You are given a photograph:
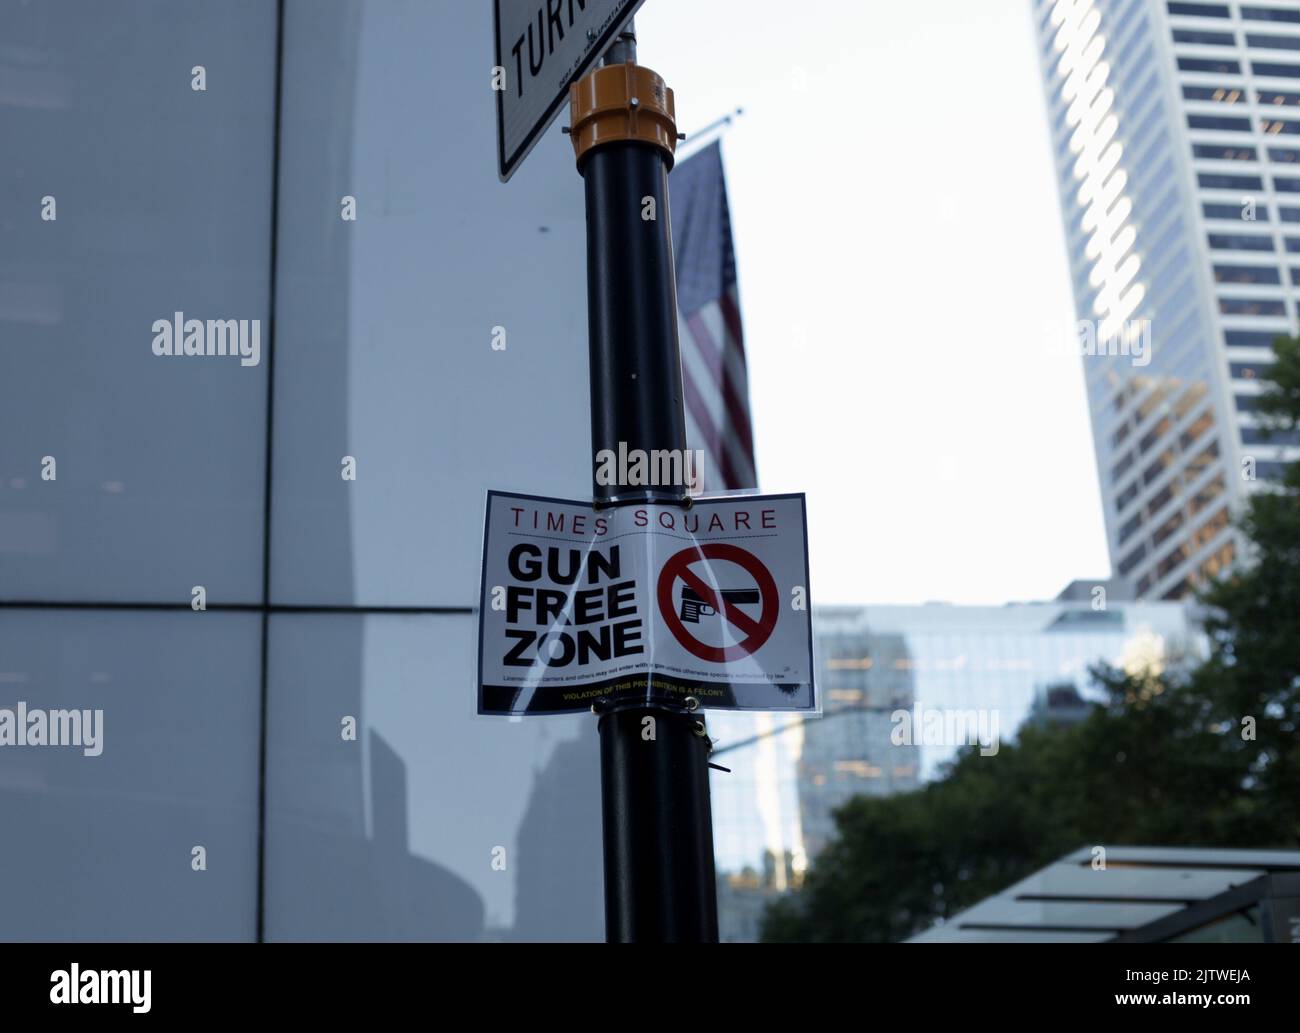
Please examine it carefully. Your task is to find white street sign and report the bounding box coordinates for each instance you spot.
[493,0,647,181]
[477,490,816,715]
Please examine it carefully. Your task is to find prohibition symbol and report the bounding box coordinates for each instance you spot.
[657,543,780,663]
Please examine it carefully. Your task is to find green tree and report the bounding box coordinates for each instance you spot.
[764,337,1300,943]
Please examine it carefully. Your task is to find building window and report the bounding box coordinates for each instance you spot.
[1247,34,1300,51]
[1199,540,1236,581]
[1188,113,1252,130]
[1207,233,1275,251]
[1219,296,1287,315]
[1251,61,1300,77]
[1155,542,1191,582]
[1184,84,1243,102]
[1212,263,1280,283]
[1230,361,1270,379]
[1147,483,1175,518]
[1180,57,1242,74]
[1111,451,1136,485]
[1241,6,1300,23]
[1261,118,1300,133]
[1119,512,1144,545]
[1142,448,1178,487]
[1153,510,1185,548]
[1186,439,1221,474]
[1140,417,1173,455]
[1168,2,1231,17]
[1174,28,1236,46]
[1268,147,1300,162]
[1198,172,1264,189]
[1257,88,1300,106]
[1118,543,1149,578]
[1242,424,1300,444]
[1188,475,1226,517]
[1226,329,1285,348]
[1193,143,1258,160]
[1179,409,1215,450]
[1204,202,1267,220]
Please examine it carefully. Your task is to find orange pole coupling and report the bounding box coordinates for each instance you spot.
[568,61,678,169]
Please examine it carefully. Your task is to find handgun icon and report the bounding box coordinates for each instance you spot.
[680,585,760,623]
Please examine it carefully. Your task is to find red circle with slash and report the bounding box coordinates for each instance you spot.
[657,543,779,663]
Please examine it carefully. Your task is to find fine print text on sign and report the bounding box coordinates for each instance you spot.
[493,0,646,181]
[477,490,815,715]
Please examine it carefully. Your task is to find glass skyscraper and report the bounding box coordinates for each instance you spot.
[1032,0,1300,599]
[708,586,1200,939]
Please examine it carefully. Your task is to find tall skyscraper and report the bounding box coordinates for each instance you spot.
[1033,0,1300,599]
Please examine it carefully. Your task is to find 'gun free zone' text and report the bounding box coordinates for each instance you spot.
[498,543,642,669]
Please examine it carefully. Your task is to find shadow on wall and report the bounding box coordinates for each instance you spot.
[271,729,485,941]
[511,732,604,942]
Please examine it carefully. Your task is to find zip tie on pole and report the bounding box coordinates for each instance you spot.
[568,60,677,170]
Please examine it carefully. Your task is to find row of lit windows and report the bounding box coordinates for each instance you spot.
[1193,143,1300,162]
[1117,404,1218,547]
[1107,397,1216,517]
[1125,469,1226,576]
[1184,84,1300,106]
[1112,380,1176,484]
[1179,57,1300,77]
[1110,386,1218,493]
[1166,513,1232,584]
[1119,465,1225,579]
[1187,113,1300,132]
[1144,539,1235,601]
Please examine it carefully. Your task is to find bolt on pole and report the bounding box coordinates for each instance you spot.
[568,18,720,943]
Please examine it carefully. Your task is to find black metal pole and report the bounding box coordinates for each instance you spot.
[577,24,720,944]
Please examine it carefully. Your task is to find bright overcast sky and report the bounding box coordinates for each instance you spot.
[638,0,1111,606]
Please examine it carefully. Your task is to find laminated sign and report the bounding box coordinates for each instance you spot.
[477,490,815,715]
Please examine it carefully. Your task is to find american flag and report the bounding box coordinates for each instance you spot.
[670,142,757,491]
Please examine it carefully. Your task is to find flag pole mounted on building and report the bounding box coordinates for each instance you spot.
[566,19,720,943]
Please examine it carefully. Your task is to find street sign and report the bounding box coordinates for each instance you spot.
[477,490,815,715]
[493,0,647,181]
